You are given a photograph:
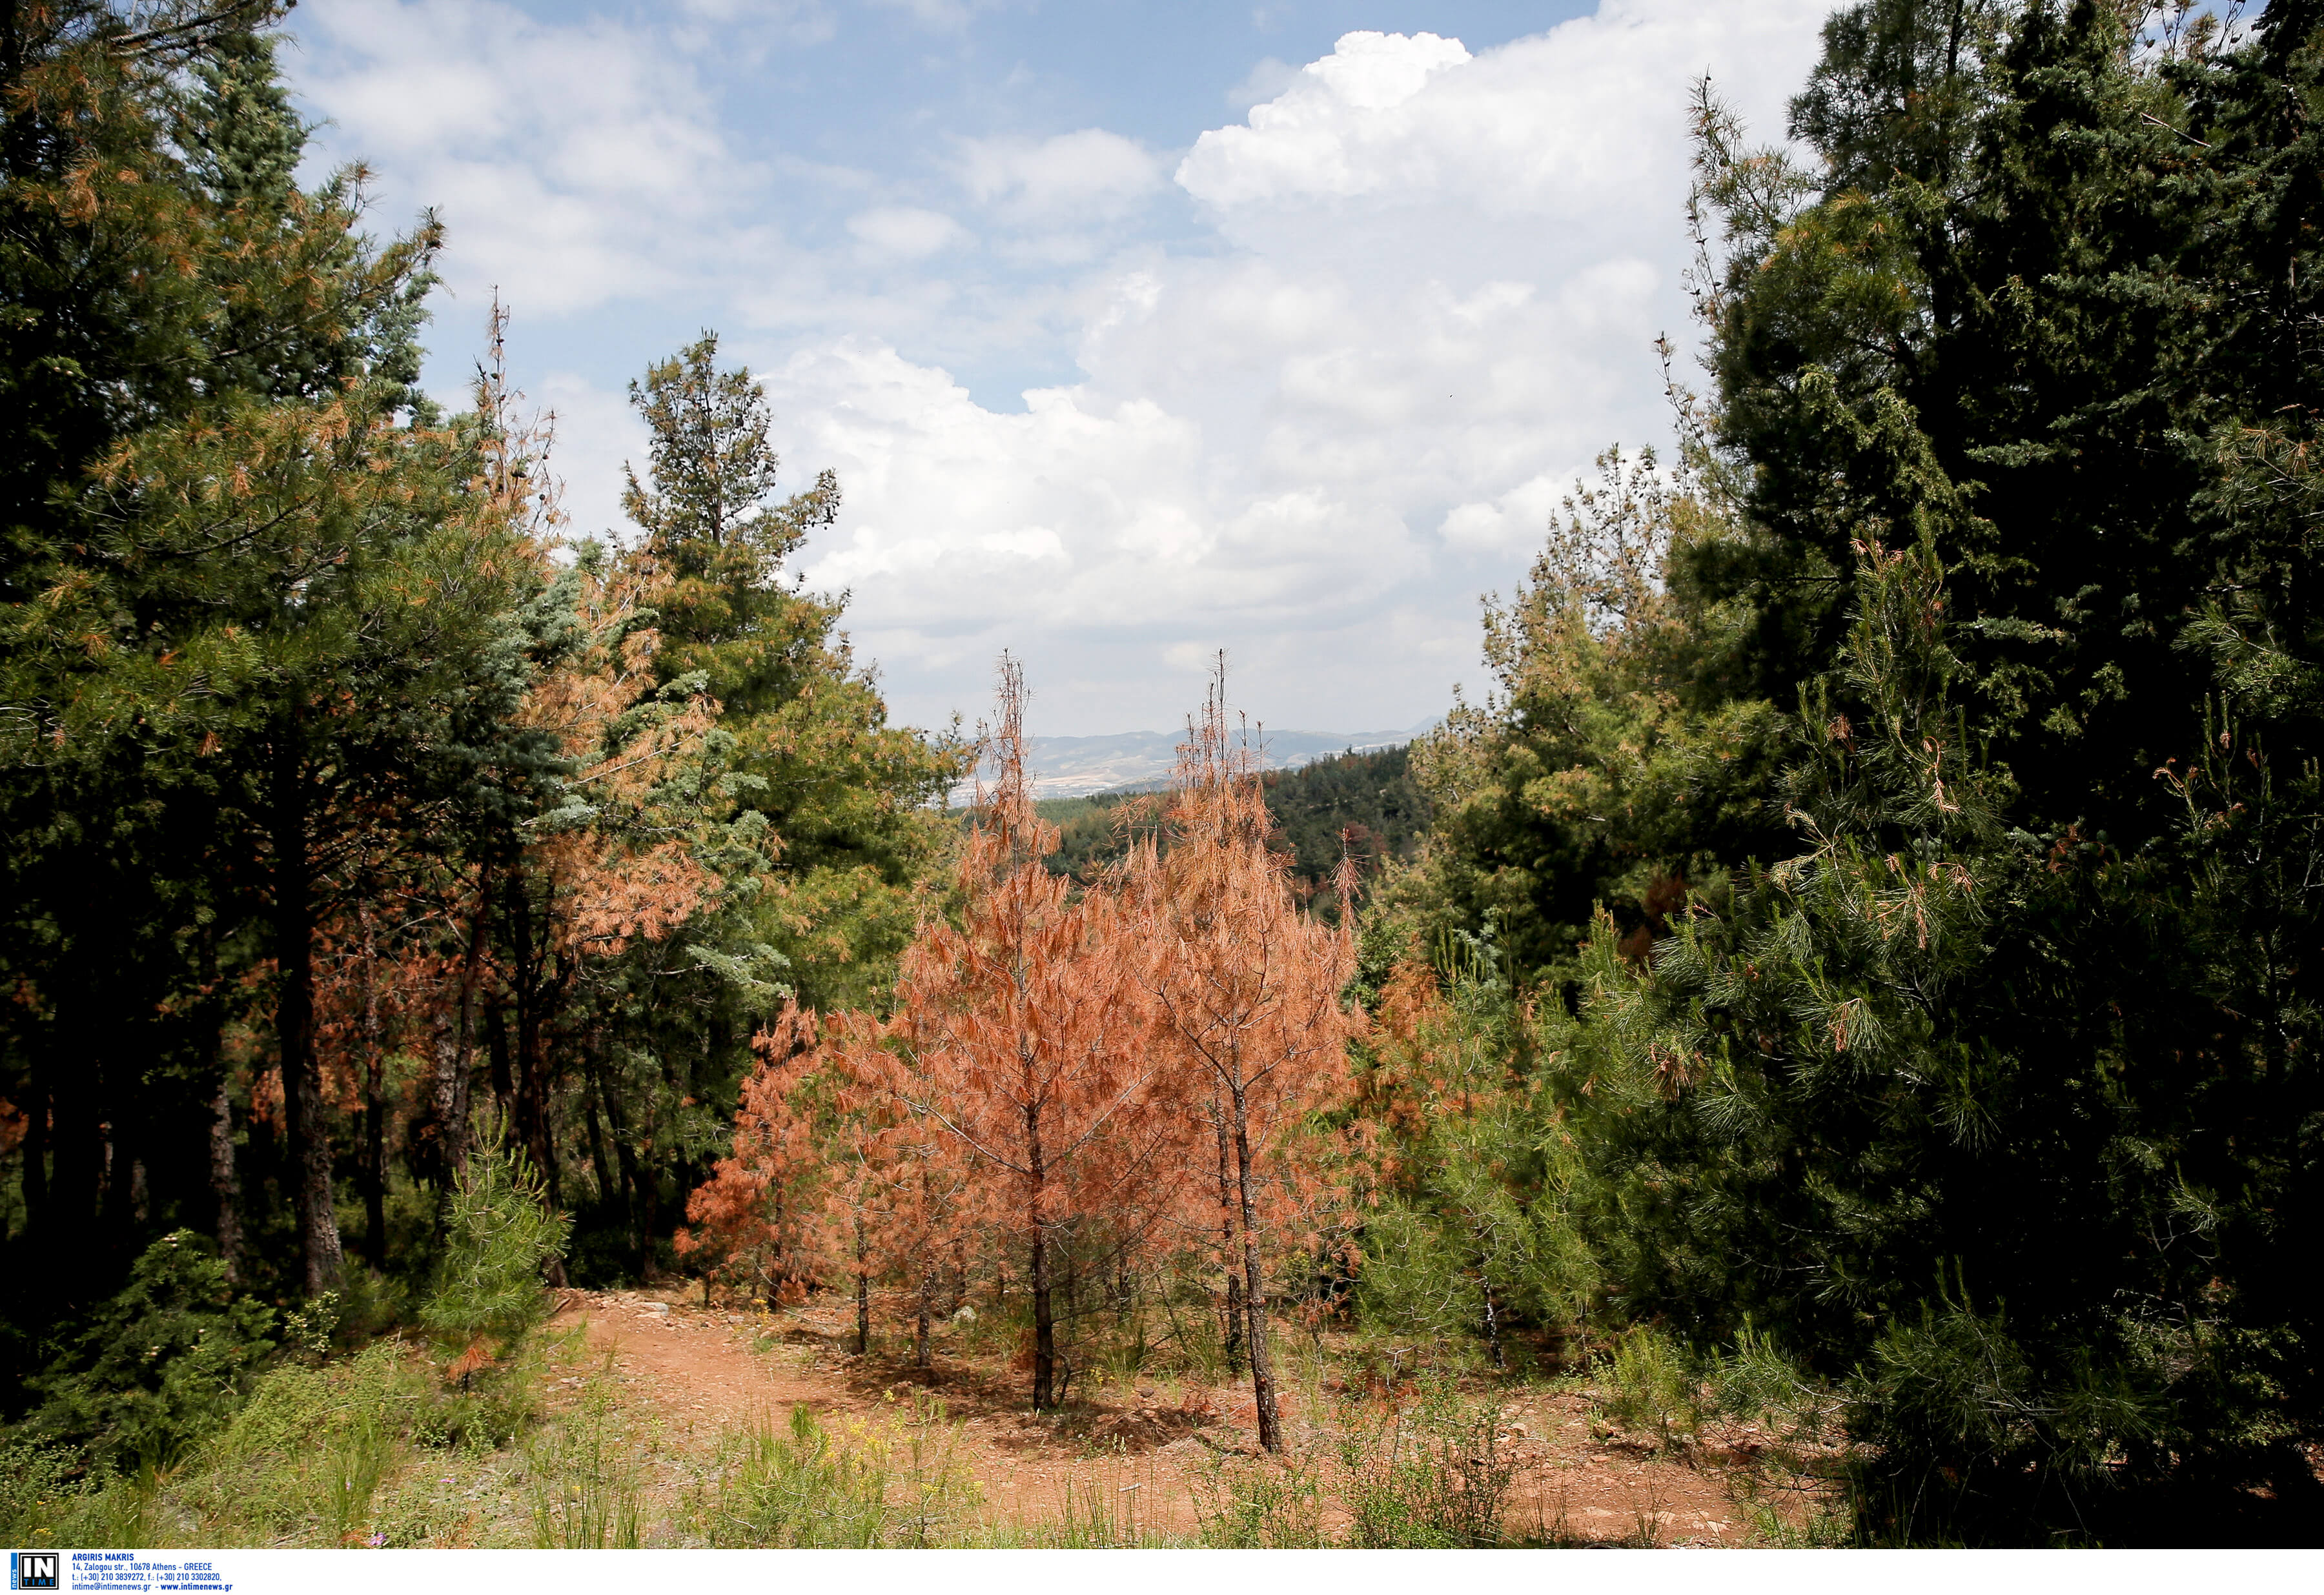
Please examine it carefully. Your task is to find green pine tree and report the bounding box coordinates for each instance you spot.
[623,332,964,1012]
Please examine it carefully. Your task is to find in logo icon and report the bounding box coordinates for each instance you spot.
[10,1552,58,1591]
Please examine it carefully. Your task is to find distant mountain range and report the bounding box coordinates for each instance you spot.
[958,721,1439,801]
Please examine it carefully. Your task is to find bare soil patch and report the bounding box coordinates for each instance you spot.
[547,1288,1829,1545]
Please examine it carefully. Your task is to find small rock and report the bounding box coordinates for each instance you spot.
[952,1305,977,1323]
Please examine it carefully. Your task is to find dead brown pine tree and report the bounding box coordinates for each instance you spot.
[675,1002,824,1307]
[1121,661,1361,1452]
[873,656,1178,1409]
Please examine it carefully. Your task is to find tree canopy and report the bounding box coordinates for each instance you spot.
[1390,0,2324,1540]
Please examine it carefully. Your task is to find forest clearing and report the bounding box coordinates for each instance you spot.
[9,1281,1839,1548]
[540,1288,1817,1547]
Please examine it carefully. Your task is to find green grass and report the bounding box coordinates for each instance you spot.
[696,1396,978,1548]
[3,1293,1811,1549]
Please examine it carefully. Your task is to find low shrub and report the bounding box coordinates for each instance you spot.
[1334,1377,1519,1547]
[1190,1449,1325,1548]
[0,1440,94,1545]
[421,1135,571,1370]
[1600,1326,1707,1452]
[25,1232,275,1469]
[181,1339,419,1545]
[705,1397,977,1548]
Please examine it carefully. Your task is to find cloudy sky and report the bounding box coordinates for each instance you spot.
[281,0,1832,737]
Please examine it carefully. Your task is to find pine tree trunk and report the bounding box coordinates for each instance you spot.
[272,733,343,1298]
[46,1062,99,1261]
[19,1066,45,1244]
[430,866,493,1195]
[944,1239,967,1317]
[1031,1224,1055,1409]
[582,1061,615,1206]
[915,1163,939,1368]
[208,1077,243,1286]
[854,1214,872,1355]
[1225,1273,1245,1376]
[916,1263,934,1369]
[1230,1086,1279,1452]
[196,924,241,1283]
[487,1006,514,1119]
[509,878,556,1202]
[543,968,579,1212]
[638,1123,662,1280]
[1028,1102,1055,1410]
[1481,1268,1506,1371]
[45,991,104,1277]
[518,1001,556,1207]
[599,1067,645,1269]
[1215,1107,1245,1376]
[103,1106,141,1244]
[429,1021,459,1183]
[357,898,385,1272]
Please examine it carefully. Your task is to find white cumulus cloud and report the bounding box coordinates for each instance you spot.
[1180,30,1474,205]
[748,3,1831,732]
[292,0,786,321]
[290,0,1833,735]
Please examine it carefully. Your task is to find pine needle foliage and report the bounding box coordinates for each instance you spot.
[420,1131,571,1363]
[1398,0,2324,1543]
[23,1231,274,1468]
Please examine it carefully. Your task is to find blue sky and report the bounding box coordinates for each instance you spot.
[283,1,1833,735]
[294,3,1605,405]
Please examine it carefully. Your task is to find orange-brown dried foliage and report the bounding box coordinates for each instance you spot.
[868,657,1180,1408]
[1120,660,1365,1451]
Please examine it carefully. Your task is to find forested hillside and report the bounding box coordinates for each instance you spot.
[3,0,2319,1551]
[1034,743,1429,911]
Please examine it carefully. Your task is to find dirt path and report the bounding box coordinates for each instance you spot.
[549,1288,1797,1545]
